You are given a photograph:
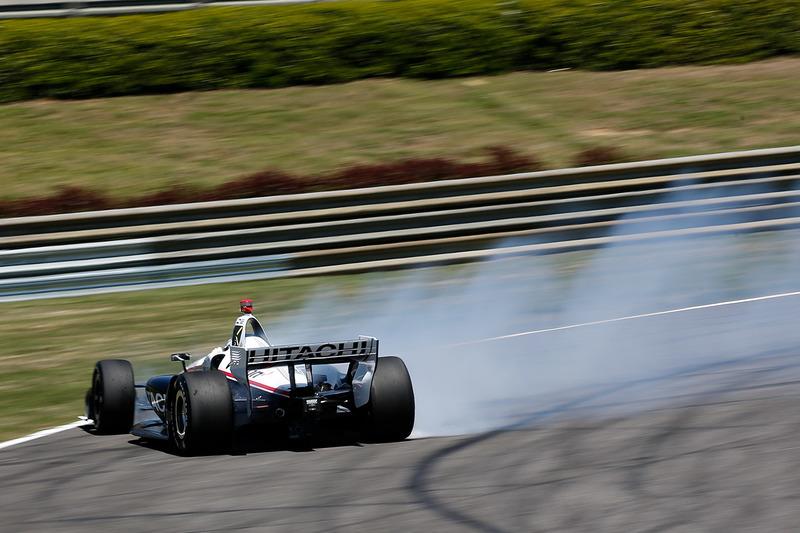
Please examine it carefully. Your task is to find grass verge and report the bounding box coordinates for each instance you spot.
[1,58,799,203]
[0,276,325,443]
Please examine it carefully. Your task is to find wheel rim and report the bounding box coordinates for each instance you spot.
[93,372,103,424]
[174,390,187,439]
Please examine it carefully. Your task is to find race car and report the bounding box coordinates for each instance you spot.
[85,299,415,454]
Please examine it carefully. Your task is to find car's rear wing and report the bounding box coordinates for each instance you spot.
[233,336,378,367]
[229,335,379,413]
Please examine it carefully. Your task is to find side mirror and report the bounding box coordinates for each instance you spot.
[171,353,191,371]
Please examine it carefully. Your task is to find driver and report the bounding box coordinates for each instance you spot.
[186,299,269,372]
[185,299,343,391]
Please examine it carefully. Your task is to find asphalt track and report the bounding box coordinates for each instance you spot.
[2,335,800,532]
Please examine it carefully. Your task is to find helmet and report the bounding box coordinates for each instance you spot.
[240,299,253,314]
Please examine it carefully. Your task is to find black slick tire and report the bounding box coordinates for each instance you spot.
[361,356,415,443]
[168,371,233,455]
[90,359,135,434]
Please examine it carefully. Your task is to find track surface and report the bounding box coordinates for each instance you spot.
[3,343,800,532]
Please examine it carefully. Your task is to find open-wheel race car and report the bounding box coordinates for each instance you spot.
[85,299,415,454]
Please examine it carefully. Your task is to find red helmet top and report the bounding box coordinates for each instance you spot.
[240,299,253,314]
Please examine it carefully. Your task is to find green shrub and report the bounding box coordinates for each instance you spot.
[0,0,798,103]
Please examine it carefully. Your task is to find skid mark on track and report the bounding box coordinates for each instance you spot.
[407,348,800,532]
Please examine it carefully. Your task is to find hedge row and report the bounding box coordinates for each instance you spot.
[0,0,798,103]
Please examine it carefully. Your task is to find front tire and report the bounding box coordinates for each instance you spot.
[168,371,233,455]
[90,359,135,434]
[361,356,415,442]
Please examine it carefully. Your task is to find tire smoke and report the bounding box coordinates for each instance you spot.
[267,181,800,438]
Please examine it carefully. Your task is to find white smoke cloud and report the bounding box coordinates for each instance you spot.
[265,179,800,438]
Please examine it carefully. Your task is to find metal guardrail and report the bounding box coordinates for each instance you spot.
[0,0,356,19]
[2,146,800,301]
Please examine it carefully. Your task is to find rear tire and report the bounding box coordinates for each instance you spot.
[361,356,415,442]
[90,359,135,434]
[168,371,233,455]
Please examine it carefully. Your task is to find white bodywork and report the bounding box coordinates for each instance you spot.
[187,334,347,398]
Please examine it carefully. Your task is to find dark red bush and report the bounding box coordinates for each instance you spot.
[206,170,309,201]
[571,146,631,167]
[1,146,548,218]
[319,146,545,190]
[0,185,112,218]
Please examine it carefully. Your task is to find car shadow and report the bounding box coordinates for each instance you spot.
[124,425,365,457]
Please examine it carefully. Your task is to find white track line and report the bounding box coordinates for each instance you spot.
[449,290,800,347]
[0,420,91,450]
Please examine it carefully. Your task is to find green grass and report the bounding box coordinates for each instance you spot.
[0,267,466,442]
[1,58,800,202]
[0,265,480,442]
[0,276,328,442]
